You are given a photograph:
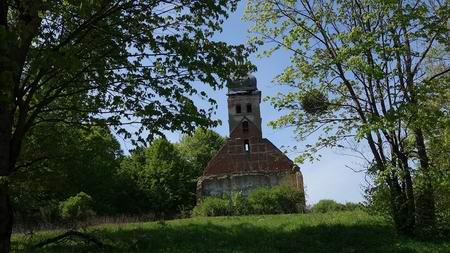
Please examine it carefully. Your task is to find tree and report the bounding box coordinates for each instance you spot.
[245,0,449,235]
[9,123,123,227]
[422,48,450,231]
[177,128,225,176]
[120,138,195,216]
[116,129,224,215]
[0,1,253,251]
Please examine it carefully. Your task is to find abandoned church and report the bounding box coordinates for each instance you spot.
[197,74,305,200]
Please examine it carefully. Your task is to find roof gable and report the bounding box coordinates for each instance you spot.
[229,116,262,139]
[202,136,296,176]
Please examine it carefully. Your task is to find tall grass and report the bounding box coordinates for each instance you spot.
[12,211,450,253]
[13,214,158,234]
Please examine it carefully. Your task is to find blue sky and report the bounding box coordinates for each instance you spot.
[176,2,368,204]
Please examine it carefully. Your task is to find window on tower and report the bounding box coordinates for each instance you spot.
[242,121,249,133]
[236,104,241,114]
[246,103,252,113]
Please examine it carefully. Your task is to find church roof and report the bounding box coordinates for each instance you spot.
[202,117,297,176]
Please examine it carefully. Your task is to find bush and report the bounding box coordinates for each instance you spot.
[192,196,231,217]
[231,192,249,215]
[59,192,95,222]
[363,184,391,217]
[435,183,450,232]
[277,186,306,213]
[343,202,364,212]
[193,186,305,217]
[248,186,305,215]
[248,188,279,214]
[311,199,362,213]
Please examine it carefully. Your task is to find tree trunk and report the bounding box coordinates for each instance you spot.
[0,184,13,253]
[415,187,435,234]
[414,129,436,233]
[387,175,415,236]
[0,57,14,253]
[399,156,416,231]
[0,2,42,252]
[0,102,13,253]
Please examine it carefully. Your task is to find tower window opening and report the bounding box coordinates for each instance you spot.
[244,139,250,152]
[236,104,241,114]
[246,103,252,113]
[242,121,249,133]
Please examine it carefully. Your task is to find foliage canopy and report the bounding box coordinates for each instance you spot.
[245,0,449,234]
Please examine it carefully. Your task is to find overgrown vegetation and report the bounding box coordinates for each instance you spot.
[58,192,95,225]
[193,186,305,217]
[311,200,363,213]
[12,212,450,253]
[10,128,224,229]
[248,186,305,214]
[192,197,232,217]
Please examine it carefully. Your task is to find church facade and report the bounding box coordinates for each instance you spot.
[197,74,305,200]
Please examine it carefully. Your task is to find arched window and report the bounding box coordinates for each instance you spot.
[236,104,241,114]
[244,139,250,152]
[242,121,249,133]
[246,103,252,113]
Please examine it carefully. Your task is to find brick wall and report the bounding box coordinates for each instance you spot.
[203,118,296,176]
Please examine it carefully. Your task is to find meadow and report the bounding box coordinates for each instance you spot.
[12,211,450,253]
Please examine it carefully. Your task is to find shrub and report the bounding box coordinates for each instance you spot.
[343,202,364,212]
[363,184,391,217]
[192,196,231,217]
[193,186,305,217]
[277,186,306,213]
[59,192,95,222]
[312,199,345,213]
[248,187,280,214]
[435,183,450,232]
[248,186,305,215]
[231,192,249,215]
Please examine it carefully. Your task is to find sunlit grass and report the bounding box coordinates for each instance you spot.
[12,211,450,253]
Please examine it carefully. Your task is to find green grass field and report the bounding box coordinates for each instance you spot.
[12,211,450,253]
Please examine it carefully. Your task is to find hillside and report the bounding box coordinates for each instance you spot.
[12,211,450,253]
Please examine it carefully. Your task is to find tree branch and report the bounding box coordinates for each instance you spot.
[0,0,7,27]
[426,68,450,82]
[33,230,109,249]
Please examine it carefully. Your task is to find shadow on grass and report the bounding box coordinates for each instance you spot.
[14,221,442,253]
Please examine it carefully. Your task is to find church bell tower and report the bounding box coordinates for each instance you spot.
[227,74,262,134]
[197,73,304,204]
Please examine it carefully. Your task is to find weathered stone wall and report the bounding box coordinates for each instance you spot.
[197,170,304,198]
